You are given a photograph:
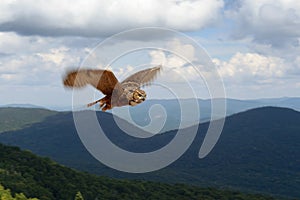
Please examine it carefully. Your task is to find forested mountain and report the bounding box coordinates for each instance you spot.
[0,107,299,198]
[0,108,57,133]
[0,144,275,200]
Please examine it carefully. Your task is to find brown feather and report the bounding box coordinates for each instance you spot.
[121,65,161,87]
[63,69,122,95]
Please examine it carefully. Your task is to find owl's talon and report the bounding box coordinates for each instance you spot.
[87,99,102,107]
[87,101,97,107]
[101,104,111,111]
[99,103,105,109]
[101,106,107,111]
[99,100,105,108]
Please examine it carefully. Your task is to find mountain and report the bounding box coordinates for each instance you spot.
[0,107,57,133]
[86,97,300,132]
[0,144,275,200]
[0,103,44,109]
[0,107,299,198]
[3,97,300,133]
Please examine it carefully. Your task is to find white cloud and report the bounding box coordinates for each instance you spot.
[149,41,195,69]
[0,34,83,86]
[37,47,73,66]
[0,0,224,37]
[210,51,300,99]
[148,39,202,83]
[227,0,300,47]
[213,52,291,84]
[147,46,300,99]
[0,73,19,81]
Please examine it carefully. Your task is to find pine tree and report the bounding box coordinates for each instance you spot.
[74,191,84,200]
[0,184,38,200]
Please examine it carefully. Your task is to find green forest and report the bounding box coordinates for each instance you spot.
[0,108,56,133]
[0,183,38,200]
[0,143,276,200]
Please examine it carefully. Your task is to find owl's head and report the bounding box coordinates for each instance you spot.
[129,89,146,106]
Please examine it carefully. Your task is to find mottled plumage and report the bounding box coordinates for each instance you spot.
[63,65,161,111]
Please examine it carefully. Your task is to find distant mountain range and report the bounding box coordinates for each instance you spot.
[113,97,300,132]
[0,103,45,109]
[2,97,300,132]
[0,106,299,198]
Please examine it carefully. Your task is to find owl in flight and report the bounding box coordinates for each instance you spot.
[63,65,161,111]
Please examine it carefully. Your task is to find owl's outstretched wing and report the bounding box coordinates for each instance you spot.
[63,69,122,95]
[121,65,161,86]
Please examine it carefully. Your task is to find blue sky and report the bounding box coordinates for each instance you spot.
[0,0,299,107]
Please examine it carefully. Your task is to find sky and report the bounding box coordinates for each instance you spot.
[0,0,300,107]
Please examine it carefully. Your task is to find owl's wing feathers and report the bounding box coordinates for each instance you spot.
[63,69,122,95]
[121,65,161,87]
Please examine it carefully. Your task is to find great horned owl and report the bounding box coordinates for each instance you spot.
[63,65,161,111]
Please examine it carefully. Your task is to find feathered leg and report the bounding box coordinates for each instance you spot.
[87,95,112,111]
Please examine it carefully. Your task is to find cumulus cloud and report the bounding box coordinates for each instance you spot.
[37,47,71,65]
[226,0,300,47]
[150,39,196,67]
[148,39,203,83]
[0,33,83,86]
[211,51,300,98]
[100,38,209,99]
[0,51,78,86]
[213,52,292,84]
[151,51,201,82]
[0,0,224,37]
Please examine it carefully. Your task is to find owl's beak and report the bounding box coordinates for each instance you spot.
[136,98,144,103]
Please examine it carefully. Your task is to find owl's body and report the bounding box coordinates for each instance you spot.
[63,66,161,111]
[91,81,146,110]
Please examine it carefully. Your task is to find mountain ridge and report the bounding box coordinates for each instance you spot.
[0,107,57,133]
[2,97,300,133]
[0,106,299,198]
